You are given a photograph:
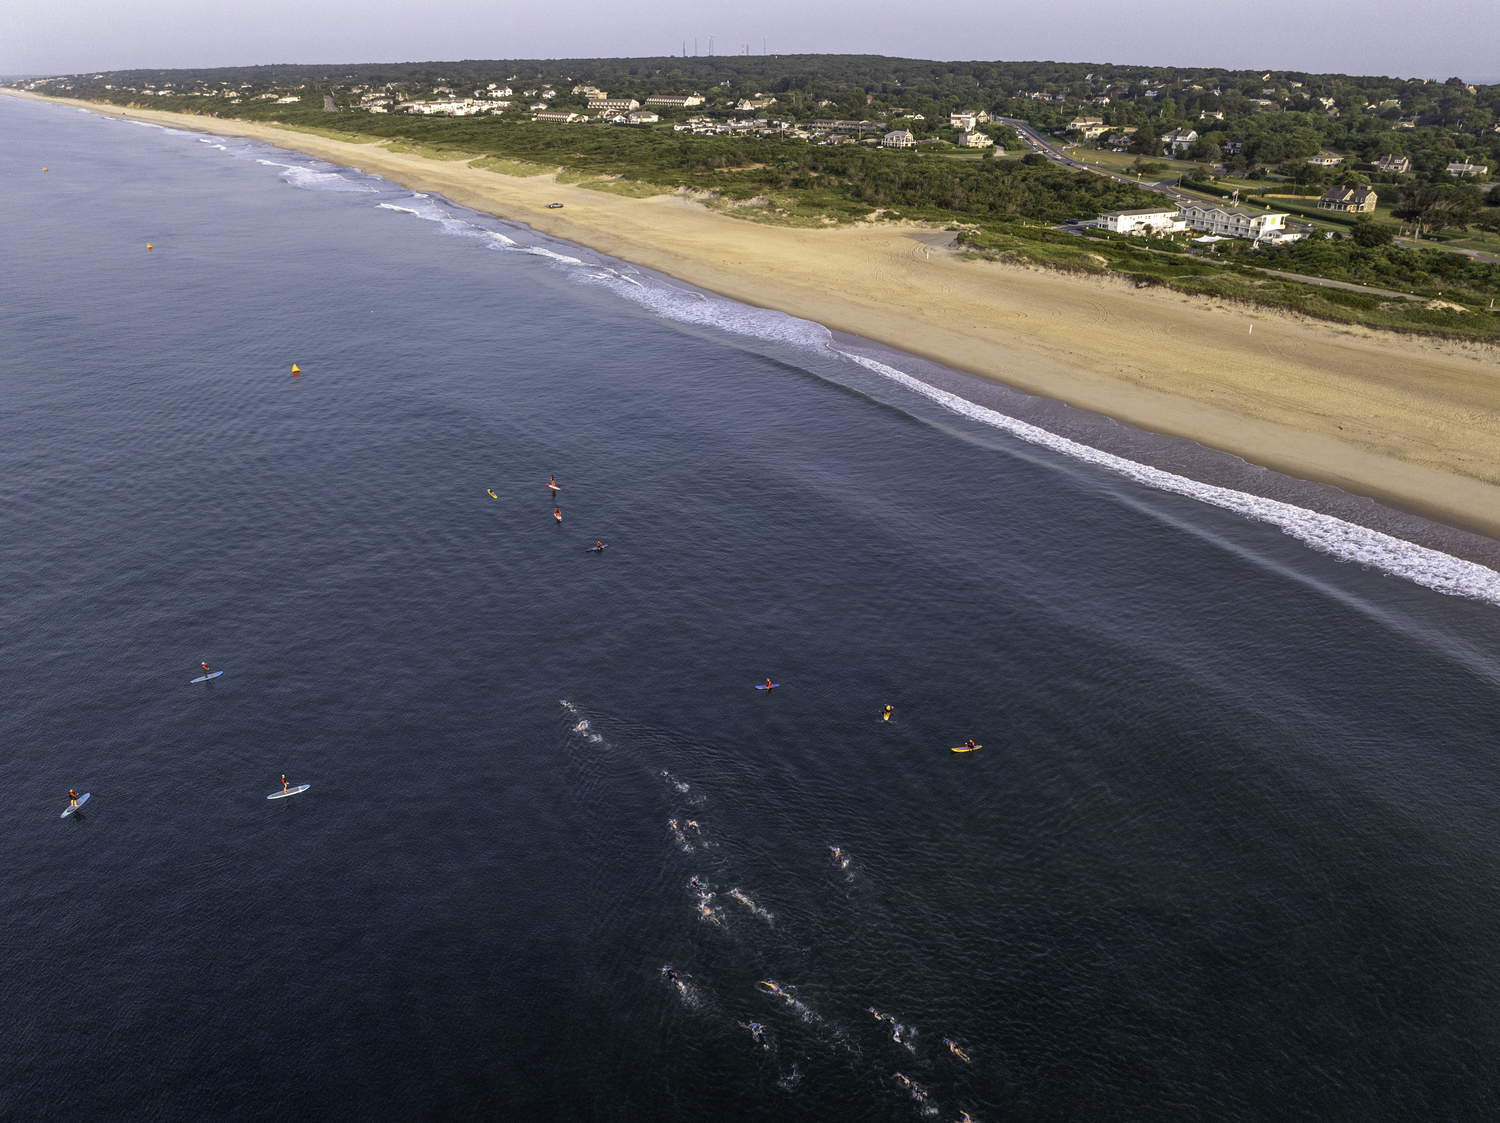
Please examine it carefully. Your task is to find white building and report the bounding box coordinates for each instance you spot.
[1161,127,1198,154]
[1447,162,1490,176]
[533,110,580,123]
[588,97,640,112]
[881,129,916,149]
[949,109,990,129]
[626,110,659,124]
[1177,203,1293,241]
[645,94,705,108]
[1307,153,1343,167]
[1375,154,1411,173]
[1095,207,1187,236]
[957,129,995,149]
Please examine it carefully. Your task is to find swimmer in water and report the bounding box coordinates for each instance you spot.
[895,1074,911,1089]
[686,820,699,832]
[748,1022,767,1048]
[945,1038,971,1063]
[959,1114,973,1123]
[757,980,785,996]
[688,876,702,890]
[662,967,678,982]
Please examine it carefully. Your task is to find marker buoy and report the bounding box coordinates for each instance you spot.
[146,243,153,251]
[43,168,48,172]
[291,363,301,378]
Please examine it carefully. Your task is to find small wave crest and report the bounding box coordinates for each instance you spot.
[256,159,377,193]
[830,349,1500,606]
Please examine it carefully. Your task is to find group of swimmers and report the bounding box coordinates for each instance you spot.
[543,475,607,551]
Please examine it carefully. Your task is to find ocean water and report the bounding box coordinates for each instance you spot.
[5,95,1500,1121]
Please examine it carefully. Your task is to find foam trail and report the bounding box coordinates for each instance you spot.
[827,349,1500,606]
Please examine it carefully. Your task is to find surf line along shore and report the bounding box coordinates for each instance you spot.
[13,89,1500,539]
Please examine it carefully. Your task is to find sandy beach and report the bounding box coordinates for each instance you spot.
[13,90,1500,536]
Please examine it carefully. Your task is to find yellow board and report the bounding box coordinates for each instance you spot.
[949,745,982,753]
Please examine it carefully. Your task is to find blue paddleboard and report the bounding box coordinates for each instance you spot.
[61,793,90,818]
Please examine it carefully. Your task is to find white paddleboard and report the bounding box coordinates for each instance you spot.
[268,785,310,800]
[61,793,90,818]
[190,671,224,683]
[547,484,561,490]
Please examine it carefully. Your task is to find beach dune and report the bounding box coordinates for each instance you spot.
[12,91,1500,537]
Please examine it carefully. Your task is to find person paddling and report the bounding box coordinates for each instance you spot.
[280,774,290,794]
[548,475,559,494]
[592,540,605,552]
[553,507,562,523]
[201,661,211,677]
[68,789,80,810]
[764,678,774,691]
[882,705,894,721]
[964,739,977,751]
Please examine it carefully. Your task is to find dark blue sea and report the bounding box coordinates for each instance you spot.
[6,94,1500,1122]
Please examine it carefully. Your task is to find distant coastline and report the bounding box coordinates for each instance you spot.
[11,87,1500,541]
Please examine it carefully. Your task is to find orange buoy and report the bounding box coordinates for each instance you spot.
[146,243,153,251]
[43,167,48,172]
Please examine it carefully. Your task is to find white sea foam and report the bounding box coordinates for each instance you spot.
[827,349,1500,605]
[257,159,377,193]
[365,186,1500,605]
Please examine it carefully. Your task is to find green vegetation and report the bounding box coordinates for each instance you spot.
[13,54,1500,339]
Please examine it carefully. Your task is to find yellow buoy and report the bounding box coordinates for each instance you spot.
[43,167,48,172]
[291,364,301,378]
[146,243,153,251]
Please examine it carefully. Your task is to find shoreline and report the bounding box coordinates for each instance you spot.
[13,89,1500,540]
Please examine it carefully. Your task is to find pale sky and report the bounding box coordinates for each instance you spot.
[3,0,1497,82]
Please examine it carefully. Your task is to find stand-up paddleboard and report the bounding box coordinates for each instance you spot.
[755,683,780,690]
[268,784,310,799]
[191,671,224,684]
[61,793,90,817]
[950,744,982,753]
[587,544,607,552]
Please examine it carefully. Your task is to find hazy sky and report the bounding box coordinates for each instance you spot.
[4,0,1497,81]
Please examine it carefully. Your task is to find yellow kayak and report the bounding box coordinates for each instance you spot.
[486,489,498,499]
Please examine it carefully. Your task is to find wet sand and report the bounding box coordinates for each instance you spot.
[13,90,1500,536]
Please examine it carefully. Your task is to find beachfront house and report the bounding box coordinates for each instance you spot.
[645,94,705,108]
[1375,154,1411,173]
[1161,128,1198,155]
[957,129,995,149]
[881,129,916,148]
[1094,207,1186,236]
[1318,185,1377,213]
[1178,203,1291,242]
